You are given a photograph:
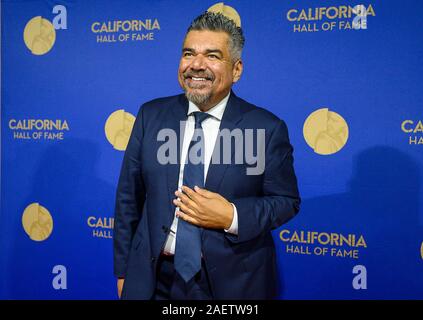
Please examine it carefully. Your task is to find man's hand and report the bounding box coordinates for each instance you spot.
[117,278,125,299]
[173,186,234,229]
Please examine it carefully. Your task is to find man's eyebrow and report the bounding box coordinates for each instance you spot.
[205,49,223,55]
[182,48,223,55]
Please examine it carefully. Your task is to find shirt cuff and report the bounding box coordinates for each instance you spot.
[224,203,238,235]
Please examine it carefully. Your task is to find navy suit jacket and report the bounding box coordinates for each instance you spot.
[113,92,300,299]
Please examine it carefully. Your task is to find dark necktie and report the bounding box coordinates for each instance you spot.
[174,111,211,282]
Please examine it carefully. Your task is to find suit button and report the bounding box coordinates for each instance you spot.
[151,257,156,263]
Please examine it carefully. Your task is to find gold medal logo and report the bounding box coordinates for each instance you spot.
[208,2,241,27]
[105,109,136,151]
[303,108,349,155]
[23,16,56,55]
[22,203,53,241]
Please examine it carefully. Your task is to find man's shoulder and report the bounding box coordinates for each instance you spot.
[235,95,286,129]
[141,94,184,109]
[142,94,184,107]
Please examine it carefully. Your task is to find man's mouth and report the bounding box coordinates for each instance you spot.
[190,77,209,81]
[184,74,213,89]
[185,76,213,82]
[184,72,214,82]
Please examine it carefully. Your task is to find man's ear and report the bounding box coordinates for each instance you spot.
[232,59,243,83]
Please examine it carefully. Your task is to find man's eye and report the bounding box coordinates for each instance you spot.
[208,54,218,59]
[183,52,193,57]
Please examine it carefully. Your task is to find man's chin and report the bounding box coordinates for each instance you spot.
[184,90,212,106]
[185,86,210,95]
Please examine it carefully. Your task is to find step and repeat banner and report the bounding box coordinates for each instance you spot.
[1,0,422,299]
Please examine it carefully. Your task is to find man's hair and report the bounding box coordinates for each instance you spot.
[186,11,245,62]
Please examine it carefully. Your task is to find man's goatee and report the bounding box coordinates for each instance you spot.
[185,91,212,106]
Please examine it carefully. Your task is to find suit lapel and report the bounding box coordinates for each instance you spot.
[205,92,245,192]
[165,95,188,219]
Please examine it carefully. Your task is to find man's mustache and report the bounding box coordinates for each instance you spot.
[183,71,214,81]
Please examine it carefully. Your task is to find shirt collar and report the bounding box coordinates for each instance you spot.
[187,92,230,121]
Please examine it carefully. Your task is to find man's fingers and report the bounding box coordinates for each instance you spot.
[175,190,198,210]
[194,186,214,198]
[176,208,201,226]
[181,185,201,201]
[173,199,198,218]
[117,279,125,299]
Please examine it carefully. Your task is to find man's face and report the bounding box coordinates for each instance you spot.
[178,30,242,110]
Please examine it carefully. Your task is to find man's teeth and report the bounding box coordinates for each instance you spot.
[191,77,207,81]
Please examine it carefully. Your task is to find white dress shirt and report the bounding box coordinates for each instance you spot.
[162,92,239,255]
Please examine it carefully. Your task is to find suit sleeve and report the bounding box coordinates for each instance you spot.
[226,120,300,244]
[113,106,146,278]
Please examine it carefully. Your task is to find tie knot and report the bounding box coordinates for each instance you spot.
[191,111,211,127]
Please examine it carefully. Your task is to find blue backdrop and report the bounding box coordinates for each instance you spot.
[1,0,422,299]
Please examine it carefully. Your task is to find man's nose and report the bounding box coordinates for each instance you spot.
[190,54,207,70]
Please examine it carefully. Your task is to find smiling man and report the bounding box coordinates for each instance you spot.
[113,11,300,300]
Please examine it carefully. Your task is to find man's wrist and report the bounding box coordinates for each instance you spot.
[224,203,238,235]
